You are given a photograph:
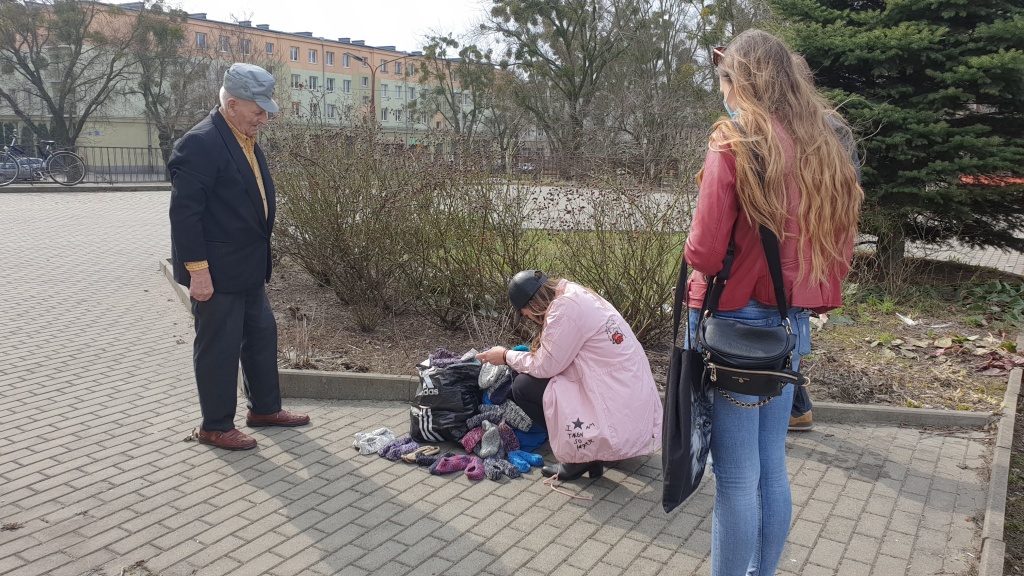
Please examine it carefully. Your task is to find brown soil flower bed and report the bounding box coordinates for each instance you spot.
[268,258,1019,414]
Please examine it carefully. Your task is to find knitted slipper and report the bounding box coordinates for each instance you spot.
[431,454,472,475]
[498,422,520,453]
[377,434,415,458]
[419,449,452,468]
[352,428,396,455]
[460,426,484,453]
[464,456,485,481]
[484,457,522,481]
[478,421,500,458]
[401,445,439,463]
[384,439,420,461]
[507,450,544,472]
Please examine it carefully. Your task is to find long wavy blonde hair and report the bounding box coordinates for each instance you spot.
[699,29,863,283]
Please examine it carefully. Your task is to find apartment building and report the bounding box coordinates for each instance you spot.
[0,2,451,149]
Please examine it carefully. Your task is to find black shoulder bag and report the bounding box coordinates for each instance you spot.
[695,227,807,406]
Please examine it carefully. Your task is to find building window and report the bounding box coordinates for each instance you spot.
[361,57,368,67]
[326,78,335,92]
[361,77,368,87]
[363,95,369,105]
[326,51,334,66]
[343,53,350,67]
[196,32,207,48]
[308,76,318,90]
[240,39,250,55]
[381,61,388,73]
[291,74,301,88]
[395,85,402,99]
[382,108,389,121]
[265,42,274,55]
[327,104,336,118]
[219,36,229,52]
[291,102,301,115]
[407,87,415,100]
[395,109,402,122]
[309,49,317,64]
[310,102,320,116]
[342,79,351,93]
[407,63,415,76]
[381,83,388,99]
[436,120,441,129]
[290,46,299,61]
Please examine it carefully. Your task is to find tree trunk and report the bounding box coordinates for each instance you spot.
[875,227,907,280]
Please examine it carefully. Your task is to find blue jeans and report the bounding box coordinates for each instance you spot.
[688,301,810,576]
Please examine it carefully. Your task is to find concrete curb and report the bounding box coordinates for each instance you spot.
[978,344,1022,576]
[1,182,169,193]
[160,258,1006,426]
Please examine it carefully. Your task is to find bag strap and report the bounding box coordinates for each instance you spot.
[670,254,688,347]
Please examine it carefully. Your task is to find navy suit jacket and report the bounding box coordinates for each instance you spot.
[168,107,276,293]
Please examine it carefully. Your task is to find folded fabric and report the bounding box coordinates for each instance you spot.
[464,456,485,481]
[352,427,395,455]
[488,379,513,405]
[478,363,511,390]
[460,426,484,453]
[467,412,503,430]
[502,401,533,432]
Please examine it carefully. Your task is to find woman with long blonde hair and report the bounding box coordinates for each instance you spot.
[684,29,863,575]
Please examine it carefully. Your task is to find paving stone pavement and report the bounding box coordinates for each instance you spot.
[0,191,1003,576]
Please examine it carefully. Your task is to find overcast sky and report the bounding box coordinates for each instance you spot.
[171,0,489,54]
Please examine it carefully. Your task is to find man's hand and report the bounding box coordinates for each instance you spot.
[189,268,214,301]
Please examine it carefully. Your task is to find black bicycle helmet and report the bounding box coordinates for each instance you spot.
[508,270,548,309]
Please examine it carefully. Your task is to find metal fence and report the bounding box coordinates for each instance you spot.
[76,146,170,183]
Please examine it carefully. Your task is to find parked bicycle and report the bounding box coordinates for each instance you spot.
[0,136,87,187]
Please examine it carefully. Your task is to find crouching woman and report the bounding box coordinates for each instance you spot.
[476,270,663,481]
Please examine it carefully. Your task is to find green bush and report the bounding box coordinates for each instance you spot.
[265,119,700,347]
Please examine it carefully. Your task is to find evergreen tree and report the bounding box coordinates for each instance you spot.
[770,0,1024,272]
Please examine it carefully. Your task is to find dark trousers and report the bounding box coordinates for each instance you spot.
[511,373,551,430]
[191,285,281,431]
[792,384,813,418]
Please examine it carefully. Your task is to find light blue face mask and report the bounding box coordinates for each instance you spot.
[724,97,739,119]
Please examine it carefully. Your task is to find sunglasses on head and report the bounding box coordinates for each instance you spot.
[712,46,726,67]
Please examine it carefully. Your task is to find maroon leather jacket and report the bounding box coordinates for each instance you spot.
[685,124,853,313]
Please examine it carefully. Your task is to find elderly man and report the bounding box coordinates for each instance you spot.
[169,63,309,450]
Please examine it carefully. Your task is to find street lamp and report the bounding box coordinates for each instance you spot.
[345,52,412,127]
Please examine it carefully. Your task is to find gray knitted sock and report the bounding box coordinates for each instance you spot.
[478,420,500,458]
[502,401,533,432]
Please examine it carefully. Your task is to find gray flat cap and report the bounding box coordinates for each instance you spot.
[223,63,279,113]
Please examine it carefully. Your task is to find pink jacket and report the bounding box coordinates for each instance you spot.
[506,280,663,463]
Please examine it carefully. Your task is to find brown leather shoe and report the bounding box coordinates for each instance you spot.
[246,409,310,428]
[198,428,257,450]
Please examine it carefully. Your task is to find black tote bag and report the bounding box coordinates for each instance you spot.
[662,259,715,513]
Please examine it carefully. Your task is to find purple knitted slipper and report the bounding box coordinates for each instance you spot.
[464,456,485,481]
[430,454,471,475]
[498,422,520,453]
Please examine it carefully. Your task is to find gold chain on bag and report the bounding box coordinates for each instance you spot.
[719,389,774,408]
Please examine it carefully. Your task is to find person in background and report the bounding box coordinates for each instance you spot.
[684,30,863,574]
[476,270,663,481]
[169,63,309,451]
[786,53,863,432]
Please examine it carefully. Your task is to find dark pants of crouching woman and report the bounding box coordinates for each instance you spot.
[511,373,550,430]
